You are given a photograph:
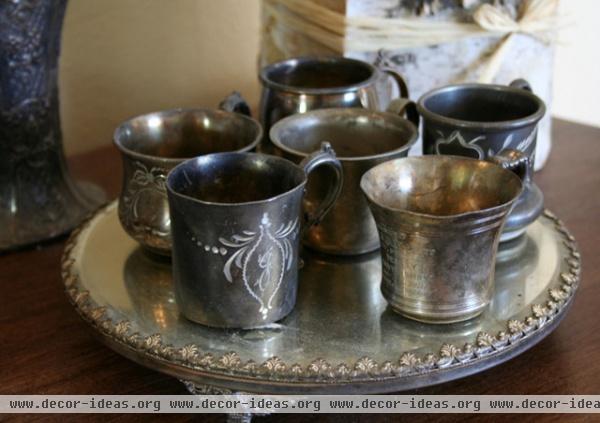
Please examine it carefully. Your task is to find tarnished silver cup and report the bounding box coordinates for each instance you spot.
[361,150,527,323]
[270,108,418,255]
[166,145,343,328]
[417,80,546,242]
[114,106,261,256]
[259,56,414,152]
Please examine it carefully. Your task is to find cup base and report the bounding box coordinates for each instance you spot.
[499,227,527,243]
[179,300,296,330]
[388,305,486,325]
[382,284,489,324]
[496,232,529,262]
[303,240,380,256]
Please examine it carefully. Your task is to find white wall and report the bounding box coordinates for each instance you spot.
[553,0,600,127]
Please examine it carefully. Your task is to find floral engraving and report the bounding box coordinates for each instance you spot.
[262,357,286,373]
[487,133,514,157]
[121,161,168,236]
[516,128,537,152]
[435,130,485,159]
[0,0,106,248]
[435,127,538,159]
[217,213,299,316]
[219,352,241,368]
[179,344,199,361]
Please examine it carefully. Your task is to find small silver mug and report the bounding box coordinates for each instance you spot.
[114,101,262,256]
[361,150,528,323]
[270,108,418,255]
[259,56,415,151]
[166,144,343,328]
[417,80,546,242]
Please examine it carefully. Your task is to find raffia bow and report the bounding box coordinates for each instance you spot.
[474,0,559,39]
[263,0,562,82]
[473,0,560,81]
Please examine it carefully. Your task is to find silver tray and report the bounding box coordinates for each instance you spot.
[62,201,581,394]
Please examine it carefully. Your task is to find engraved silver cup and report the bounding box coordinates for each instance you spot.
[166,145,343,328]
[114,105,261,256]
[417,79,546,242]
[361,150,527,323]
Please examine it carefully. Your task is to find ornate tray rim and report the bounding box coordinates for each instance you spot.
[61,202,581,393]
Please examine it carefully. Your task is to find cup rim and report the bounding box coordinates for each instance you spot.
[269,108,419,162]
[259,56,378,95]
[360,155,524,220]
[416,83,546,130]
[166,152,307,207]
[113,108,262,163]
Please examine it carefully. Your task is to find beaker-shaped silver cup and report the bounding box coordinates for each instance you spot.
[361,151,527,323]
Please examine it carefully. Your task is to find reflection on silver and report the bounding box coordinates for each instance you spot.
[63,203,580,393]
[123,248,176,329]
[491,236,540,319]
[123,245,302,359]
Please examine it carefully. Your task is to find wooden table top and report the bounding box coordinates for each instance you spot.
[1,119,599,422]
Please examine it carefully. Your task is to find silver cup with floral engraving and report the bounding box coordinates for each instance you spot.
[361,151,528,324]
[166,145,342,328]
[114,103,261,256]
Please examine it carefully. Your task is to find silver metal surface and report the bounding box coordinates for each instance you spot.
[165,147,342,328]
[361,154,524,323]
[417,80,546,242]
[259,56,410,152]
[113,107,262,256]
[270,108,417,255]
[0,0,106,251]
[62,202,580,394]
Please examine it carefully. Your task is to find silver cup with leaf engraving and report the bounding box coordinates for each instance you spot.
[166,144,343,328]
[361,150,528,323]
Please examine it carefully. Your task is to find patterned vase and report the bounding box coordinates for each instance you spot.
[0,0,105,251]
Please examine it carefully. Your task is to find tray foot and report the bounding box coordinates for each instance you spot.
[181,379,234,395]
[226,414,255,423]
[180,379,270,422]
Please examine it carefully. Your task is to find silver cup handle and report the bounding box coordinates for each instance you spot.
[380,68,420,128]
[218,91,252,117]
[509,78,533,92]
[386,97,420,128]
[299,142,344,230]
[381,68,410,98]
[488,148,532,183]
